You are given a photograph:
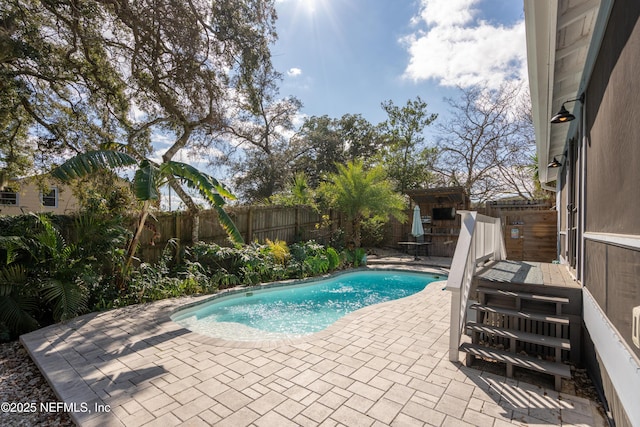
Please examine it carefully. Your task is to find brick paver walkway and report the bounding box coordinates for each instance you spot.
[21,266,605,426]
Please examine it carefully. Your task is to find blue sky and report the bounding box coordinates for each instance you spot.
[158,0,529,208]
[271,0,527,128]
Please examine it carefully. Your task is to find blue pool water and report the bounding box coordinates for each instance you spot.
[171,270,443,341]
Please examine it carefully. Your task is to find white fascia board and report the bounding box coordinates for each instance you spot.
[583,288,640,425]
[524,0,558,186]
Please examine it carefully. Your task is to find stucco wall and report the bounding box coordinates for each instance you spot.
[0,181,80,216]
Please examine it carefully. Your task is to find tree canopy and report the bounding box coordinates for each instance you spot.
[292,114,382,187]
[378,97,438,194]
[435,83,536,205]
[212,62,302,202]
[1,0,277,210]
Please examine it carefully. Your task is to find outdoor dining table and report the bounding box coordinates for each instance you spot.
[397,241,431,259]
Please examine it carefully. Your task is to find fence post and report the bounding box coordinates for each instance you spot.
[247,206,253,242]
[175,211,182,264]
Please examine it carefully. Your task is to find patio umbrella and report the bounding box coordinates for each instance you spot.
[411,205,424,260]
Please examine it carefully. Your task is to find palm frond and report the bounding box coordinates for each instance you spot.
[0,236,28,265]
[41,279,88,322]
[0,265,28,296]
[0,265,38,334]
[213,205,245,245]
[51,150,137,182]
[133,160,161,201]
[0,292,39,334]
[161,161,236,201]
[161,161,244,244]
[26,214,68,262]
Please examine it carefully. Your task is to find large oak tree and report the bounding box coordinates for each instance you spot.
[1,0,278,236]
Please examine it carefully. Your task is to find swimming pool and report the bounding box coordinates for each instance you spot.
[171,270,443,341]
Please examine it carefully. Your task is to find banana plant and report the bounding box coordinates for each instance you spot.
[51,150,244,286]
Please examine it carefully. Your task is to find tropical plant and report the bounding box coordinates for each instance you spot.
[528,153,555,199]
[28,214,91,322]
[0,263,39,335]
[360,216,387,247]
[265,239,290,265]
[319,161,407,247]
[210,270,241,289]
[0,214,96,335]
[342,247,367,268]
[188,240,340,286]
[51,150,244,284]
[270,172,316,208]
[326,247,341,271]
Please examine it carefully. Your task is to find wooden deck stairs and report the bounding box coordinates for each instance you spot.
[460,261,581,391]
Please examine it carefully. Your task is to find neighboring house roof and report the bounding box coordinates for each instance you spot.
[524,0,603,186]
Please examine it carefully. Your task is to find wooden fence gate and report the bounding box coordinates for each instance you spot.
[484,200,557,263]
[502,210,557,262]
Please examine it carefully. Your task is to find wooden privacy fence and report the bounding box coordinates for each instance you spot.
[382,200,558,260]
[137,206,343,263]
[484,200,557,263]
[132,199,557,263]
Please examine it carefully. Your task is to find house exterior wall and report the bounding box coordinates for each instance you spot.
[585,4,640,237]
[583,0,640,362]
[567,0,640,425]
[0,181,80,216]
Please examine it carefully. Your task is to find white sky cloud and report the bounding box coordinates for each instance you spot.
[152,133,175,149]
[402,0,527,89]
[287,67,303,77]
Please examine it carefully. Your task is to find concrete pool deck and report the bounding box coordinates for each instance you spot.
[21,265,605,426]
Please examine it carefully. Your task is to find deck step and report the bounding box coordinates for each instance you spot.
[459,342,571,379]
[476,287,569,304]
[469,303,570,325]
[466,321,571,350]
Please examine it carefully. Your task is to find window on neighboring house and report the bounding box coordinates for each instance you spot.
[41,188,58,207]
[0,190,18,205]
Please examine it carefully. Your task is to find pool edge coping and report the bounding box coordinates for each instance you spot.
[155,265,450,349]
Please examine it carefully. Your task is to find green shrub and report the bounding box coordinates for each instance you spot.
[0,214,110,336]
[360,216,386,247]
[326,247,340,271]
[187,240,341,284]
[210,269,241,289]
[265,239,290,265]
[0,217,355,338]
[342,247,367,267]
[303,254,329,276]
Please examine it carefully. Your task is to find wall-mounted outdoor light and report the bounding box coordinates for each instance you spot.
[550,93,585,123]
[547,156,563,168]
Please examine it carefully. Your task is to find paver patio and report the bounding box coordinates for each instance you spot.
[21,265,606,426]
